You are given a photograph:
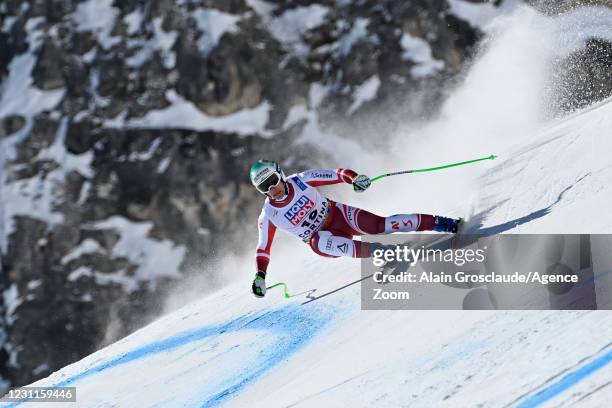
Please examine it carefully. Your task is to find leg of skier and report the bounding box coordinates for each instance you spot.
[333,202,458,236]
[308,202,459,259]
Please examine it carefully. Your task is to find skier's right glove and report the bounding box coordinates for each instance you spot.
[252,271,267,298]
[352,174,371,193]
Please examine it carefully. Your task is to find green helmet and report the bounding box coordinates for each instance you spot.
[250,160,286,194]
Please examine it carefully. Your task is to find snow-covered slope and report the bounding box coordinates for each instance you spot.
[474,97,612,235]
[7,95,612,407]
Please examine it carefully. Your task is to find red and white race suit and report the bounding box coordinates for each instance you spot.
[255,168,436,273]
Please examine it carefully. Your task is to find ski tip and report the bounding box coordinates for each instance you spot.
[489,154,497,160]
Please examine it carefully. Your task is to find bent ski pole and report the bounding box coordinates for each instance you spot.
[370,154,497,182]
[267,282,291,299]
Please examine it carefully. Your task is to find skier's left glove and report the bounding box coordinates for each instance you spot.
[252,271,267,298]
[353,174,371,193]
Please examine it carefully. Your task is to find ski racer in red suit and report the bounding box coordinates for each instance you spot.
[249,160,459,297]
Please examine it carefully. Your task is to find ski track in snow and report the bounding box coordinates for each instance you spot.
[516,345,612,407]
[6,303,342,408]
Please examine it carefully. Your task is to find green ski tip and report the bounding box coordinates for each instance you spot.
[489,154,497,160]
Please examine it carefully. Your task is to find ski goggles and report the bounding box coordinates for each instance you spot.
[255,173,281,194]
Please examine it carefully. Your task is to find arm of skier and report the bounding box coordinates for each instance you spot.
[298,168,371,192]
[252,211,276,298]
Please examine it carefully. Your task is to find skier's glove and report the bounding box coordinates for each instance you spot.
[252,271,267,298]
[353,174,371,193]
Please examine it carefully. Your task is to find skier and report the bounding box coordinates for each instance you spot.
[249,160,460,297]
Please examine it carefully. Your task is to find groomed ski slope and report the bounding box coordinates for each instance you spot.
[6,96,612,408]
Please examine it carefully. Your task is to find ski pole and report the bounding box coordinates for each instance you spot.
[267,282,291,299]
[370,154,497,182]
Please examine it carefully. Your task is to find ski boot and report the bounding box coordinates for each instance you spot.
[434,216,461,233]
